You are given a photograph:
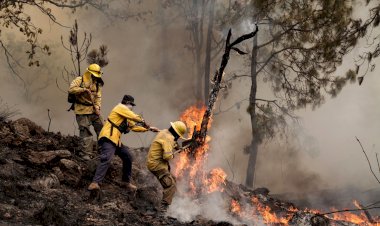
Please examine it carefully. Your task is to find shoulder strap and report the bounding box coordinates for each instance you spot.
[107,118,129,136]
[79,76,84,88]
[108,118,117,136]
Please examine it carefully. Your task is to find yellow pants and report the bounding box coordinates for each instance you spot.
[151,168,176,205]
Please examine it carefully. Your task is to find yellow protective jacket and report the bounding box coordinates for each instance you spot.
[147,129,178,172]
[99,103,148,146]
[68,72,102,115]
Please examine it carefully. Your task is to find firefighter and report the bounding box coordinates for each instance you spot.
[146,121,187,213]
[88,95,159,191]
[68,63,104,160]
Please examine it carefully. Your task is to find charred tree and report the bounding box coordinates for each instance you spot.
[188,26,259,151]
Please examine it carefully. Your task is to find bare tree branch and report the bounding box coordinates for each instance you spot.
[355,136,380,184]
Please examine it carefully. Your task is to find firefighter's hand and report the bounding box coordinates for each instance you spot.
[141,120,150,128]
[94,106,100,116]
[84,88,92,95]
[149,127,160,132]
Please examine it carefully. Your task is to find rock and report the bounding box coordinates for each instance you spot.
[52,167,64,182]
[0,125,13,144]
[31,173,60,191]
[0,160,25,179]
[59,159,82,186]
[11,120,30,137]
[35,202,67,226]
[12,118,44,136]
[3,212,11,219]
[26,150,71,164]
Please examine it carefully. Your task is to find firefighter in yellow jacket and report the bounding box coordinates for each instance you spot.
[88,95,159,191]
[68,64,104,159]
[147,121,187,213]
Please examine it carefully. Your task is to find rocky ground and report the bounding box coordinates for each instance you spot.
[0,118,238,226]
[0,118,376,226]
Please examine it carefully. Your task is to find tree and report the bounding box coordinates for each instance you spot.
[0,1,108,74]
[0,0,148,80]
[57,20,109,94]
[162,0,225,102]
[218,0,369,187]
[353,1,380,85]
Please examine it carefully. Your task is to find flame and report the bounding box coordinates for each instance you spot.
[229,197,379,226]
[179,105,207,136]
[251,197,291,224]
[174,105,225,195]
[173,105,379,226]
[330,200,377,225]
[205,168,227,193]
[231,199,241,214]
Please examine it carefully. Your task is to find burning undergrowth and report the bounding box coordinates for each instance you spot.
[0,115,379,225]
[0,117,234,225]
[169,105,380,226]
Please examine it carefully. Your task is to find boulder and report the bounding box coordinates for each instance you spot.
[31,173,60,191]
[59,159,82,186]
[26,150,71,164]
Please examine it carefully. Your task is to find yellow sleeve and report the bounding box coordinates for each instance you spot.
[129,120,148,132]
[131,126,149,132]
[68,77,85,94]
[94,85,102,109]
[116,105,144,122]
[160,139,174,160]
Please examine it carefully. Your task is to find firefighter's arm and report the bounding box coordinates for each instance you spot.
[94,85,102,110]
[116,106,144,123]
[68,77,86,94]
[161,140,174,160]
[129,120,149,132]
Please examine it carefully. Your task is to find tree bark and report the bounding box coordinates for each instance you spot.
[245,30,259,188]
[204,0,215,103]
[192,0,204,101]
[159,3,169,78]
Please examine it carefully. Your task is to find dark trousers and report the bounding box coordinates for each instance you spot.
[93,139,133,183]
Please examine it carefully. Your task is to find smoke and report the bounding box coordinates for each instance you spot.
[167,186,243,225]
[1,1,380,220]
[0,2,197,140]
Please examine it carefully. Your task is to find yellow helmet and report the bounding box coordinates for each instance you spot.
[170,121,187,139]
[86,64,102,78]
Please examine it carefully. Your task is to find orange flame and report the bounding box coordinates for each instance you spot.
[251,197,291,224]
[205,168,227,193]
[174,105,224,195]
[173,105,379,226]
[330,200,376,225]
[231,199,241,214]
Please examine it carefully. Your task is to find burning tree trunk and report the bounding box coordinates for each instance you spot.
[188,26,259,152]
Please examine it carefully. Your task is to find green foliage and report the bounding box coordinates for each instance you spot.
[0,0,110,74]
[87,45,109,68]
[219,0,374,147]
